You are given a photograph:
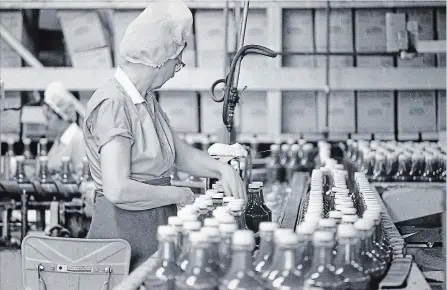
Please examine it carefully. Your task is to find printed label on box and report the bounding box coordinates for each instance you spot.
[58,11,108,53]
[438,90,446,131]
[71,47,113,68]
[282,91,318,133]
[194,10,236,52]
[357,91,394,133]
[357,56,393,68]
[239,92,268,134]
[283,9,314,52]
[398,91,436,132]
[328,92,355,132]
[315,9,353,52]
[355,9,389,52]
[159,92,199,133]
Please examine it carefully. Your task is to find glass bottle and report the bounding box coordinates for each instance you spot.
[261,228,295,280]
[23,138,33,160]
[176,232,218,290]
[3,138,16,180]
[218,223,238,275]
[222,196,235,207]
[317,218,337,237]
[333,224,370,290]
[280,144,290,169]
[423,154,438,182]
[252,181,273,222]
[198,201,210,225]
[372,153,387,182]
[394,153,412,181]
[219,230,265,290]
[177,220,202,271]
[39,138,48,157]
[295,223,316,278]
[300,143,316,173]
[329,211,343,225]
[60,156,76,184]
[79,156,91,183]
[228,202,248,230]
[303,231,345,290]
[362,211,391,265]
[201,226,221,276]
[354,219,386,288]
[168,216,184,257]
[15,156,29,183]
[245,184,270,234]
[38,156,52,184]
[253,222,277,274]
[409,153,425,181]
[212,192,224,209]
[144,225,183,290]
[286,144,300,183]
[266,233,305,290]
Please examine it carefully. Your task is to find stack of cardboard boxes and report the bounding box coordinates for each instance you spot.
[0,11,34,138]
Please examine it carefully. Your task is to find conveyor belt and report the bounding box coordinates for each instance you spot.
[0,180,81,201]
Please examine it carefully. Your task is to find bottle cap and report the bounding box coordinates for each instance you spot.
[216,214,235,224]
[183,204,199,213]
[82,156,88,163]
[189,232,209,245]
[228,203,243,211]
[313,231,334,242]
[354,218,374,231]
[337,224,357,238]
[329,211,343,219]
[229,199,245,205]
[363,211,380,222]
[198,201,208,210]
[168,216,183,227]
[182,220,202,231]
[252,181,264,187]
[206,189,217,196]
[15,155,25,162]
[248,184,260,189]
[278,233,299,245]
[178,212,198,222]
[219,223,238,233]
[204,218,219,228]
[215,206,231,214]
[223,196,235,203]
[318,218,336,228]
[157,225,176,237]
[259,222,278,232]
[342,215,359,224]
[232,230,255,247]
[212,192,224,199]
[340,207,356,215]
[295,223,316,235]
[40,138,48,145]
[215,181,223,186]
[61,156,71,162]
[274,228,294,241]
[201,227,220,241]
[39,156,48,162]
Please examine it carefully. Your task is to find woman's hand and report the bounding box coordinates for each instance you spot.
[174,186,195,207]
[219,164,247,201]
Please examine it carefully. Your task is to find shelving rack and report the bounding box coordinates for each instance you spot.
[0,0,446,141]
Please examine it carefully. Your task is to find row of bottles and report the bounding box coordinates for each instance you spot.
[346,140,446,182]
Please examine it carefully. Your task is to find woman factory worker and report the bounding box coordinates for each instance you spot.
[83,2,246,270]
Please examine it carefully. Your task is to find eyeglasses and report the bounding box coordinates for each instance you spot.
[174,59,185,73]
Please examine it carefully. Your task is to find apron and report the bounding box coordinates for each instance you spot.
[87,177,177,272]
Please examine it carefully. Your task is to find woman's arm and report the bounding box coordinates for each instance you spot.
[101,135,194,210]
[173,133,246,200]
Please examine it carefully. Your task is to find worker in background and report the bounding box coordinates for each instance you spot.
[83,2,246,271]
[43,82,86,173]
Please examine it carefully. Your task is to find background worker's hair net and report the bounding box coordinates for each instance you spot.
[120,1,193,68]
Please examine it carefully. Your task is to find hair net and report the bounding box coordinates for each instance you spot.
[120,2,193,68]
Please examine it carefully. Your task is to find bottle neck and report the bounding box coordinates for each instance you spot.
[334,238,357,265]
[158,239,178,262]
[247,189,262,206]
[359,230,372,254]
[24,144,32,159]
[188,245,209,269]
[311,242,334,267]
[181,232,192,256]
[16,161,28,183]
[229,248,254,271]
[61,162,72,181]
[39,161,49,182]
[278,246,298,270]
[232,210,247,230]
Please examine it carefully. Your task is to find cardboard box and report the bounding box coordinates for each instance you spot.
[239,92,268,134]
[112,10,142,65]
[244,9,267,46]
[158,92,199,133]
[194,9,236,52]
[283,9,314,52]
[315,56,353,68]
[282,91,318,133]
[437,8,445,67]
[38,9,62,30]
[21,106,47,139]
[201,92,237,134]
[438,54,446,68]
[357,56,393,68]
[355,9,389,52]
[386,13,407,52]
[197,51,226,68]
[318,92,355,133]
[58,11,109,53]
[315,9,353,52]
[2,92,21,134]
[70,47,113,68]
[0,11,34,67]
[398,91,436,133]
[182,50,196,68]
[282,55,316,67]
[357,91,394,134]
[438,90,446,131]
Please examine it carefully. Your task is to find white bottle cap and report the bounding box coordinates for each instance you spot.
[296,223,316,235]
[229,199,245,205]
[216,214,235,224]
[206,189,217,196]
[278,233,299,245]
[214,206,231,215]
[329,211,343,219]
[212,192,224,199]
[201,226,220,240]
[259,222,278,232]
[40,138,48,145]
[274,228,294,241]
[189,232,209,245]
[157,225,176,237]
[215,181,223,186]
[168,216,183,227]
[252,181,264,187]
[219,223,238,233]
[337,224,357,238]
[318,218,336,228]
[342,215,359,224]
[198,201,208,210]
[223,196,235,203]
[182,220,202,231]
[340,208,357,215]
[232,230,255,247]
[61,156,71,162]
[354,218,374,231]
[178,213,198,222]
[313,231,334,242]
[228,203,243,212]
[204,218,219,228]
[363,211,380,222]
[205,200,214,207]
[23,138,31,145]
[39,156,48,162]
[15,155,25,162]
[182,206,198,215]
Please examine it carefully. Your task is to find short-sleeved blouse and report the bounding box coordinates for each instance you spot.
[83,72,176,190]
